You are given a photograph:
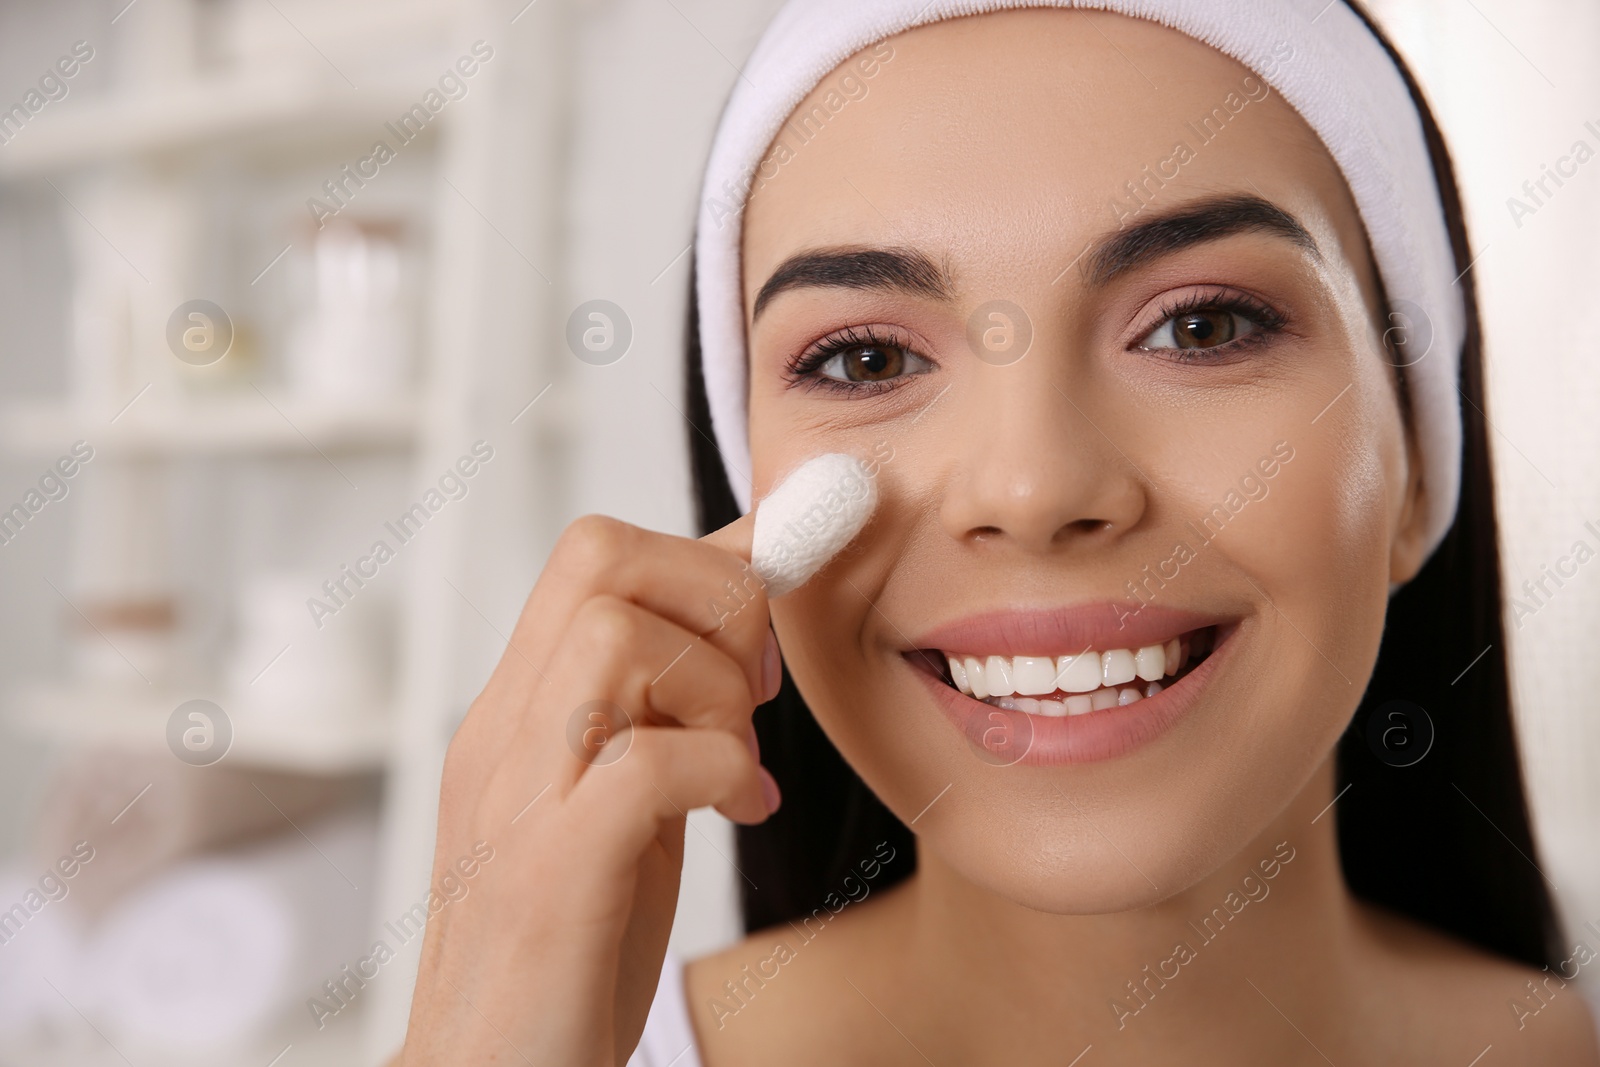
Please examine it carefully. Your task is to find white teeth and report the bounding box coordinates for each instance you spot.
[1056,653,1102,693]
[1012,655,1057,696]
[985,655,1014,697]
[1101,648,1137,687]
[948,655,968,693]
[1135,644,1165,682]
[964,656,989,699]
[944,630,1209,711]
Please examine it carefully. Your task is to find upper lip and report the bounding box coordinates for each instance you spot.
[907,602,1235,657]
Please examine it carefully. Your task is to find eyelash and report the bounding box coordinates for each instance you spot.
[783,324,928,395]
[1134,288,1288,362]
[782,290,1289,392]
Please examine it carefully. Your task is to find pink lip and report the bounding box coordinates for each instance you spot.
[908,601,1228,658]
[907,617,1241,766]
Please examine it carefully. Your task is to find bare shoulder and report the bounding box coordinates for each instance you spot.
[1353,902,1600,1065]
[684,878,912,1067]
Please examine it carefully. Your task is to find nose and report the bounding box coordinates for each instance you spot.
[937,366,1148,553]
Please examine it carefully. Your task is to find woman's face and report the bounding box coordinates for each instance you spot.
[741,9,1431,911]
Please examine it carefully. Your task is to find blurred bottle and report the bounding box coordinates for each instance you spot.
[284,218,411,404]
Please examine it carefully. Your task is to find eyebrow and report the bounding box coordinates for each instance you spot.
[751,245,953,323]
[1081,193,1321,287]
[749,193,1320,322]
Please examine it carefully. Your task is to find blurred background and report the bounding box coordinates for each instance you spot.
[0,0,1594,1063]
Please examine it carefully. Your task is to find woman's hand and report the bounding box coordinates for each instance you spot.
[397,511,780,1066]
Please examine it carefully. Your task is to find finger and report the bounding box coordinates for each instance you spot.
[499,515,770,709]
[705,510,781,706]
[548,595,756,737]
[471,594,761,813]
[568,726,773,865]
[699,506,754,560]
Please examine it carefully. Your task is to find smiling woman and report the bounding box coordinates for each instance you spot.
[395,2,1600,1066]
[688,1,1599,1063]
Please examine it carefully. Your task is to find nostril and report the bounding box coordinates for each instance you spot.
[1058,517,1114,537]
[966,518,1115,544]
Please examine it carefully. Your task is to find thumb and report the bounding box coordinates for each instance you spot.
[699,507,782,712]
[699,506,756,563]
[699,508,779,710]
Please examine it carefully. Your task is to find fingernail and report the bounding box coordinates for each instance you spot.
[759,766,782,814]
[761,630,781,703]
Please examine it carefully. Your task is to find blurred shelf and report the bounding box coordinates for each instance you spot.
[1,394,420,455]
[6,681,392,775]
[0,73,430,178]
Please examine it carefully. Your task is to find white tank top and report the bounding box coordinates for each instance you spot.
[626,951,703,1067]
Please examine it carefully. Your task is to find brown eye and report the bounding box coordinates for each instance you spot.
[843,344,903,381]
[1136,304,1262,352]
[815,338,932,385]
[1171,309,1235,348]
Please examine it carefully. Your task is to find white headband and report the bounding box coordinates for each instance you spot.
[695,0,1465,564]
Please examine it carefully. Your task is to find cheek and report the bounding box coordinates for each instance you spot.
[765,473,964,805]
[748,390,908,725]
[1156,341,1402,641]
[746,388,901,501]
[770,584,887,762]
[1189,371,1402,759]
[1259,388,1399,606]
[762,455,902,679]
[1216,434,1391,600]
